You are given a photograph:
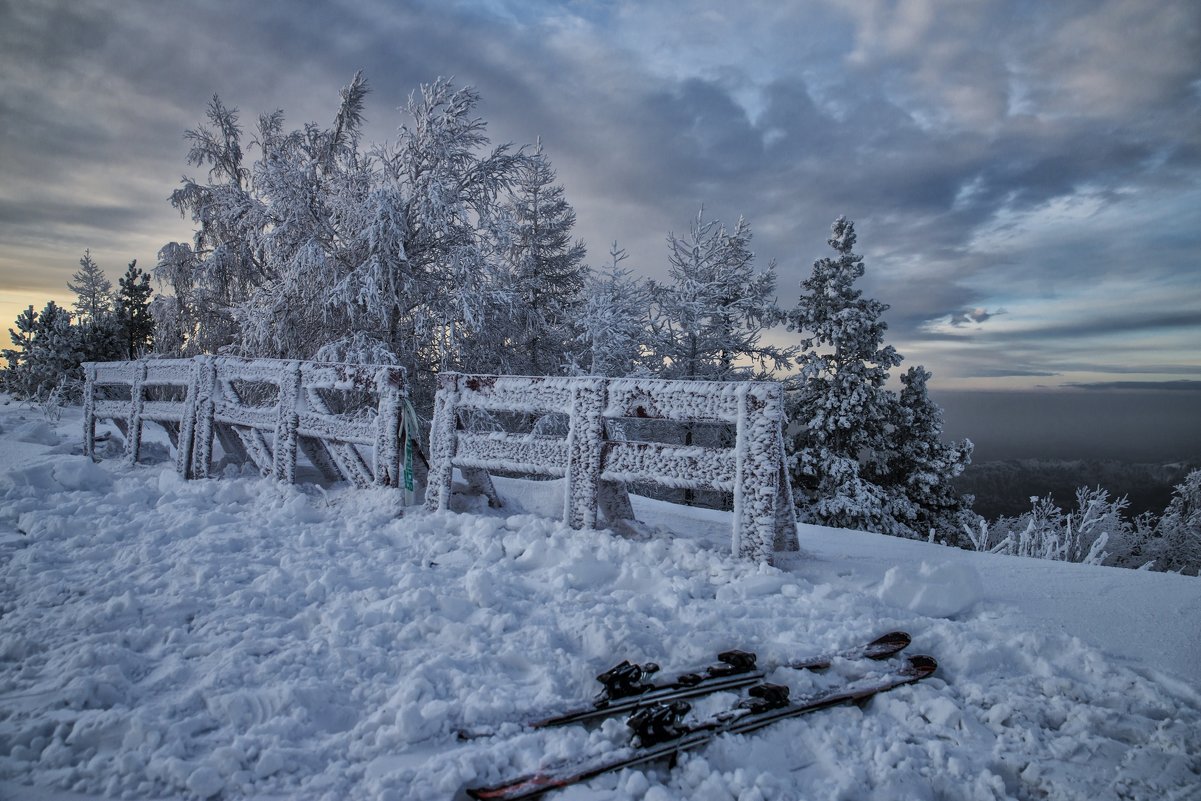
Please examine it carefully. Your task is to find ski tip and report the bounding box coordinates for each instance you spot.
[906,654,938,678]
[870,631,911,650]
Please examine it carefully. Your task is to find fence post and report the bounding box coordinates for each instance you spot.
[773,429,799,552]
[565,377,607,529]
[124,361,147,464]
[191,356,216,478]
[732,383,783,563]
[272,361,302,483]
[374,367,404,487]
[83,363,97,459]
[425,372,460,512]
[175,360,201,478]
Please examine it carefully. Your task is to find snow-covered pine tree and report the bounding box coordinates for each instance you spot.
[1,305,39,394]
[886,366,978,543]
[66,250,125,366]
[116,260,155,359]
[786,216,905,534]
[4,301,85,401]
[29,302,84,400]
[574,243,653,378]
[648,209,791,381]
[492,141,588,376]
[643,210,791,506]
[67,250,113,323]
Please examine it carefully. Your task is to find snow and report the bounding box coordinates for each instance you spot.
[877,561,984,619]
[2,397,1200,801]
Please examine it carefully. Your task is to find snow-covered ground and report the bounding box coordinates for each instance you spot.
[1,398,1199,801]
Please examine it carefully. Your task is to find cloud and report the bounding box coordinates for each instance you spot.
[0,0,1198,393]
[948,308,1005,327]
[1064,380,1201,392]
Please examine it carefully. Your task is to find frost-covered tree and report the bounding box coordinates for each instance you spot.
[158,75,537,411]
[67,250,113,323]
[1154,470,1201,575]
[161,73,374,360]
[166,94,263,354]
[886,366,978,542]
[786,216,904,533]
[238,71,373,360]
[573,243,652,377]
[116,260,155,359]
[648,209,790,381]
[493,141,588,376]
[322,78,525,407]
[147,295,187,356]
[974,489,1126,566]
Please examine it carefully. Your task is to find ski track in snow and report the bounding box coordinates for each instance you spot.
[0,401,1199,801]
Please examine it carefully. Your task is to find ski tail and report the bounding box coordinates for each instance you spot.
[783,630,911,671]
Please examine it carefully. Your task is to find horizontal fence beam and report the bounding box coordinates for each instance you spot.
[454,432,569,476]
[600,441,737,492]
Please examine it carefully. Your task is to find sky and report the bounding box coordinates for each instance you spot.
[1,0,1199,459]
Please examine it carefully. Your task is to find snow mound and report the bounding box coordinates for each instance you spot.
[877,560,983,618]
[12,420,59,446]
[1,455,113,494]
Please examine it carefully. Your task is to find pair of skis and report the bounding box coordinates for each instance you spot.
[459,632,936,800]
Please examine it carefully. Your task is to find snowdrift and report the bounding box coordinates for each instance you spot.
[1,399,1199,801]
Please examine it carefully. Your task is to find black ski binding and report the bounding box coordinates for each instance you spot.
[739,683,791,714]
[707,649,757,677]
[628,701,691,746]
[665,649,759,687]
[595,660,661,702]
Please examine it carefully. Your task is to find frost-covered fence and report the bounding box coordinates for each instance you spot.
[426,374,798,563]
[83,359,199,475]
[190,357,409,487]
[83,357,413,490]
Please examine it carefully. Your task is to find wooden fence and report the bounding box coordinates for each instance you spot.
[425,374,798,563]
[83,356,412,489]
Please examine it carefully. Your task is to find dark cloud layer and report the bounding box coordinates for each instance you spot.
[1,0,1199,408]
[937,388,1201,462]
